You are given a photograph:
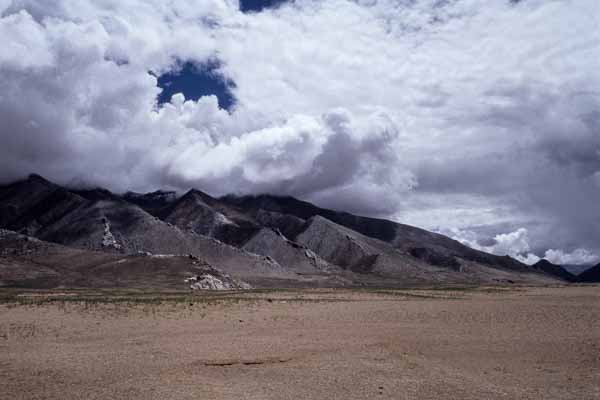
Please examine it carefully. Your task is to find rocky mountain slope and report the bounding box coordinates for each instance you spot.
[219,194,534,273]
[0,176,289,285]
[0,174,572,288]
[0,229,249,289]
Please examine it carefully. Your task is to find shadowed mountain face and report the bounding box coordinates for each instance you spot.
[531,259,578,282]
[0,175,572,289]
[158,190,261,247]
[0,174,87,236]
[578,263,600,283]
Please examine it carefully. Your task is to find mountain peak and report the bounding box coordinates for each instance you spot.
[27,173,48,181]
[180,188,216,204]
[23,173,53,186]
[533,259,557,267]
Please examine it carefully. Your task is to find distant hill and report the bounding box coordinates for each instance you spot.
[562,264,596,276]
[531,260,578,282]
[578,263,600,283]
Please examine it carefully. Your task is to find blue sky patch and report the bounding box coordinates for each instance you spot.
[156,60,236,111]
[240,0,289,13]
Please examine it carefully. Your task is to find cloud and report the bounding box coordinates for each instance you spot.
[445,227,599,266]
[543,249,600,266]
[443,227,537,264]
[164,106,411,216]
[0,0,599,258]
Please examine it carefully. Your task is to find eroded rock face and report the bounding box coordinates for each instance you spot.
[296,216,379,271]
[185,274,251,290]
[101,217,122,250]
[242,228,333,274]
[184,255,252,290]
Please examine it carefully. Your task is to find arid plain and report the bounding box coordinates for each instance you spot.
[1,285,599,400]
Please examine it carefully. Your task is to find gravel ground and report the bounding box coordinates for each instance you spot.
[1,286,599,400]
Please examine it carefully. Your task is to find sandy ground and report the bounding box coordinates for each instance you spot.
[1,286,599,400]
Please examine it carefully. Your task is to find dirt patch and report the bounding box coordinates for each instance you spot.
[1,285,599,400]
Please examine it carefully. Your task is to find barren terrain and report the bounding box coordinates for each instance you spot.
[1,285,599,399]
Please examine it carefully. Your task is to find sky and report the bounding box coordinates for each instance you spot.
[0,0,599,265]
[155,60,236,110]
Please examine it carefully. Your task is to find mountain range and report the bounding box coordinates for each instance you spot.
[0,174,596,289]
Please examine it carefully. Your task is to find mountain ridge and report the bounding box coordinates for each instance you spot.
[0,174,574,288]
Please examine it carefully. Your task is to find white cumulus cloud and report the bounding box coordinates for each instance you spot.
[445,227,599,266]
[0,0,599,259]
